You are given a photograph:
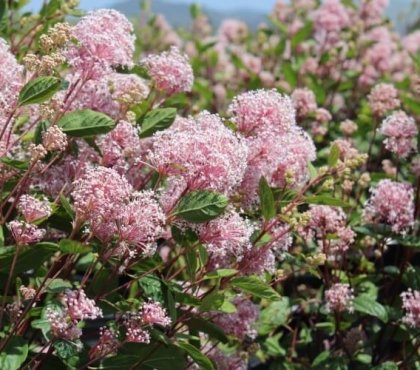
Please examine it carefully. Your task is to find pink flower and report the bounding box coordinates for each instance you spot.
[325,283,354,313]
[65,9,135,79]
[379,111,418,158]
[42,125,68,152]
[19,286,36,300]
[359,0,388,26]
[141,46,193,95]
[207,347,247,370]
[228,89,295,137]
[299,205,355,256]
[141,301,171,327]
[218,19,248,43]
[403,30,420,54]
[17,195,52,223]
[46,308,82,340]
[291,88,317,118]
[195,209,254,268]
[312,0,351,33]
[7,221,46,245]
[72,166,132,241]
[125,323,150,343]
[64,289,102,321]
[340,119,358,136]
[401,289,420,328]
[116,191,165,258]
[149,112,248,195]
[89,327,120,359]
[363,179,415,234]
[368,83,400,117]
[213,296,259,340]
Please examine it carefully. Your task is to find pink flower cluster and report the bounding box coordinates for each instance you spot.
[325,283,354,313]
[141,46,194,95]
[212,296,259,340]
[65,9,135,79]
[124,301,171,343]
[89,327,120,359]
[379,111,418,158]
[299,206,355,256]
[363,179,415,234]
[401,289,420,328]
[208,347,247,370]
[42,125,68,152]
[195,208,253,269]
[47,289,102,341]
[17,195,51,224]
[368,83,400,117]
[149,112,248,196]
[7,220,46,245]
[291,88,317,118]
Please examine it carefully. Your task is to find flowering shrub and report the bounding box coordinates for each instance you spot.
[0,0,419,369]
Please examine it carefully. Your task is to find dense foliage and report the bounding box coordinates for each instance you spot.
[0,0,419,369]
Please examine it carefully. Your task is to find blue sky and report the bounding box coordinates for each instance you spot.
[25,0,276,12]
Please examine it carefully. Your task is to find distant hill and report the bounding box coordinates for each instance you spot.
[112,0,420,34]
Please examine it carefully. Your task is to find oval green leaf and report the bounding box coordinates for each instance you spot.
[18,76,62,106]
[58,109,116,137]
[139,107,177,138]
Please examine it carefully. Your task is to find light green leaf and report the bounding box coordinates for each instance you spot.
[305,195,351,208]
[18,76,62,106]
[203,269,238,280]
[258,298,290,335]
[291,21,313,48]
[58,239,91,254]
[0,337,28,370]
[328,143,340,167]
[231,276,280,301]
[58,109,116,137]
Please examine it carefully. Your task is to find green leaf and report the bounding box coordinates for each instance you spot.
[185,245,198,280]
[282,61,297,88]
[172,190,228,223]
[102,343,186,370]
[258,298,290,335]
[0,337,28,370]
[353,296,388,323]
[0,225,4,247]
[305,195,351,208]
[328,143,340,167]
[186,316,228,343]
[45,278,72,293]
[231,276,280,301]
[401,94,420,115]
[177,342,215,370]
[0,1,6,22]
[203,269,238,280]
[259,176,276,220]
[199,289,224,311]
[59,194,74,219]
[0,157,29,170]
[34,120,50,145]
[58,239,91,254]
[116,65,150,79]
[291,21,313,48]
[139,108,176,138]
[373,362,398,370]
[58,109,116,137]
[18,76,62,106]
[0,243,58,275]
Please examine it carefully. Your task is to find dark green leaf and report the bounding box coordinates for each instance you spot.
[18,76,62,106]
[282,61,297,88]
[59,194,74,219]
[172,190,228,223]
[373,362,398,370]
[58,109,116,137]
[34,120,50,145]
[258,298,290,335]
[259,176,276,220]
[0,337,28,370]
[353,296,388,323]
[139,108,177,138]
[177,342,215,370]
[203,269,238,280]
[231,276,280,301]
[0,243,58,275]
[186,316,228,343]
[102,343,185,370]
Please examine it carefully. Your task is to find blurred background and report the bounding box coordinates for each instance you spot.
[26,0,420,34]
